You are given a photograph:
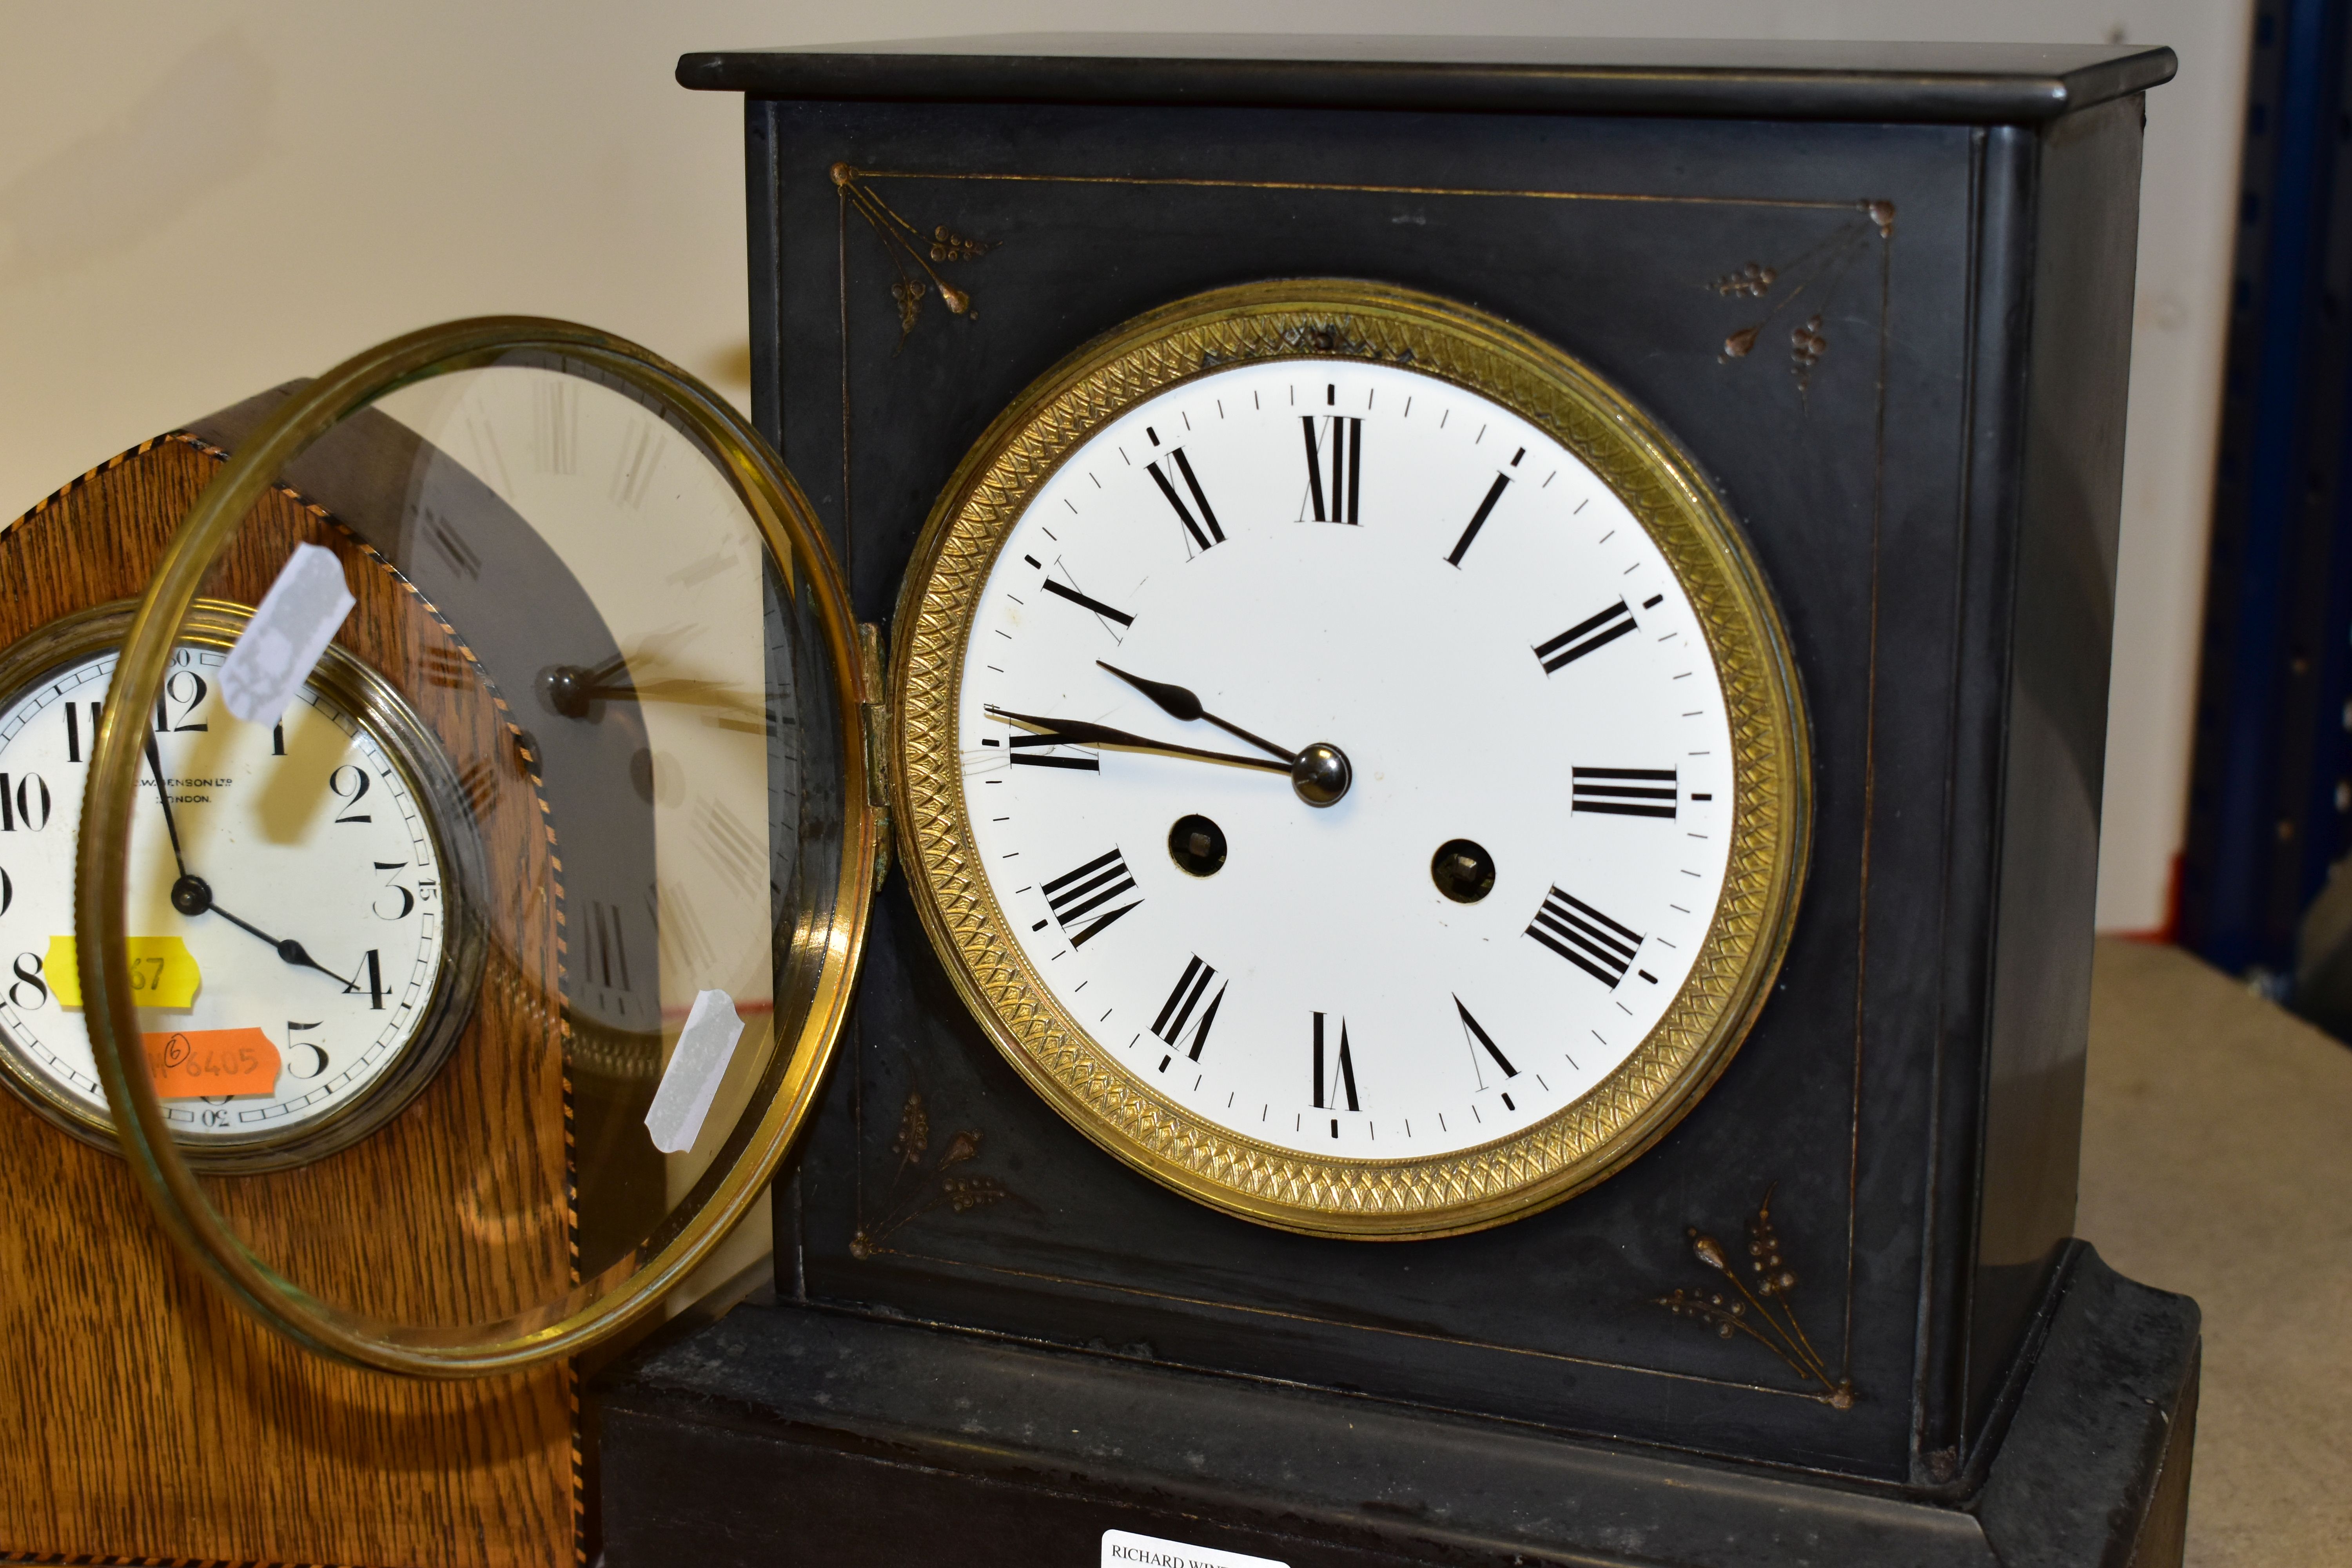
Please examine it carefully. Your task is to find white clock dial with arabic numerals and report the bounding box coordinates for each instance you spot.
[954,356,1738,1162]
[0,625,472,1165]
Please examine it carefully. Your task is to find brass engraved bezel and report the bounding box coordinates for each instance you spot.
[891,280,1810,1240]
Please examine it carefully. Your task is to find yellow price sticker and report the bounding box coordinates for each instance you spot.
[42,936,201,1010]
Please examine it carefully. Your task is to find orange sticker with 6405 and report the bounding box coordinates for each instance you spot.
[140,1028,280,1099]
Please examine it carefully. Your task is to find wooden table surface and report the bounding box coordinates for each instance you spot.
[2081,938,2352,1566]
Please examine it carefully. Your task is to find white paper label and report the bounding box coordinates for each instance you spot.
[1102,1531,1286,1568]
[643,988,745,1153]
[217,543,357,724]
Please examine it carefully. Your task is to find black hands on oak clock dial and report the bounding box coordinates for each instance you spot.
[143,732,193,883]
[172,876,347,984]
[144,731,348,985]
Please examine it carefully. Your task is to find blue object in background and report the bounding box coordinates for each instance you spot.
[2182,0,2352,984]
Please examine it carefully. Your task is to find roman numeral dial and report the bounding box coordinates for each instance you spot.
[1572,767,1678,818]
[1536,599,1637,673]
[1041,848,1141,947]
[1145,439,1226,555]
[1152,956,1227,1063]
[1301,409,1362,524]
[1445,448,1524,565]
[1007,728,1100,771]
[1311,1012,1361,1116]
[1040,577,1135,630]
[1454,997,1517,1083]
[1527,888,1645,989]
[933,337,1788,1191]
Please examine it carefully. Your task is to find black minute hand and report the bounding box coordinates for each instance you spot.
[985,707,1291,773]
[143,732,190,881]
[1095,662,1297,763]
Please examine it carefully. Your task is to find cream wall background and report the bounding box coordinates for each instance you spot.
[0,0,2249,930]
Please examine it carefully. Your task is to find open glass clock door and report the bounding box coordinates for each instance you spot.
[61,320,873,1375]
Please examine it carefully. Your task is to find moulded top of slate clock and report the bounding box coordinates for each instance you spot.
[675,34,2176,123]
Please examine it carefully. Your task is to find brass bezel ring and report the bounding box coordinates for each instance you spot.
[0,598,488,1172]
[77,318,874,1375]
[892,279,1811,1240]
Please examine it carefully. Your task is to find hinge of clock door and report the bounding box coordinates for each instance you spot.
[857,621,891,893]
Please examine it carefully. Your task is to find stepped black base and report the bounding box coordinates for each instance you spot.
[594,1248,2196,1568]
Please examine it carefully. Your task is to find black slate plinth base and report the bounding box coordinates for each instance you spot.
[595,1247,2196,1568]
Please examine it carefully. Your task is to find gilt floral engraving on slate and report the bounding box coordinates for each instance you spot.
[834,163,993,347]
[1715,200,1895,390]
[852,1088,1031,1257]
[1655,1185,1855,1408]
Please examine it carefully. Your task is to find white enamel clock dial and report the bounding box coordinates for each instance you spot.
[0,629,470,1162]
[954,356,1738,1161]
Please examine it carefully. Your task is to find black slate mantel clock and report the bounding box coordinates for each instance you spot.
[600,35,2197,1568]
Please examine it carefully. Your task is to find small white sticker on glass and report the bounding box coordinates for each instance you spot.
[217,543,357,724]
[1102,1530,1287,1568]
[643,989,746,1153]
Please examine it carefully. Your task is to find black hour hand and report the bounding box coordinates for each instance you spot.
[169,874,345,984]
[1096,661,1296,763]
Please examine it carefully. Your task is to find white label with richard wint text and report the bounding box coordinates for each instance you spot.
[1102,1529,1287,1568]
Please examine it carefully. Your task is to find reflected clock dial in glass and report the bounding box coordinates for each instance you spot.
[954,356,1739,1160]
[0,611,479,1167]
[376,366,797,1043]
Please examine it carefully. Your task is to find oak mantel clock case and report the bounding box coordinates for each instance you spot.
[597,33,2198,1568]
